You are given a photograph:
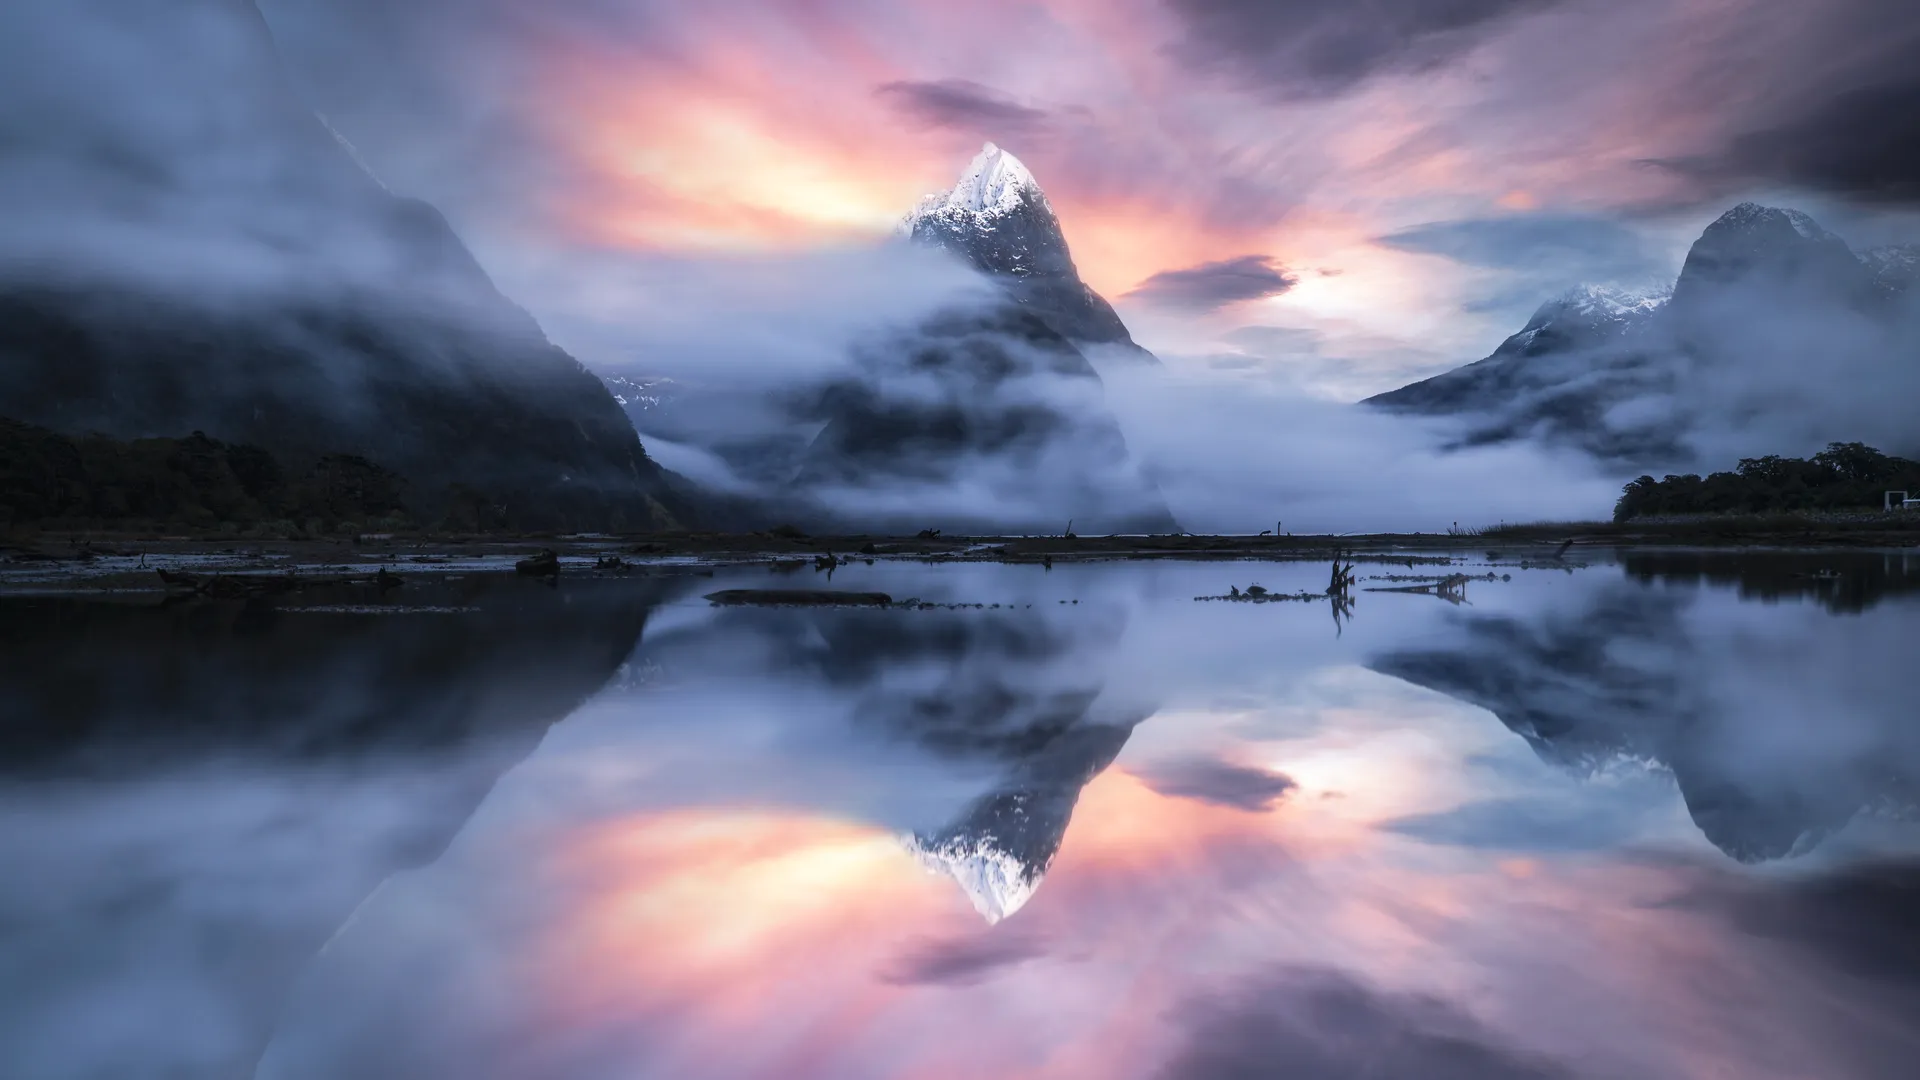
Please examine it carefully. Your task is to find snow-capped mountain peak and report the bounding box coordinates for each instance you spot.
[1514,283,1669,343]
[897,142,1156,361]
[1717,202,1836,242]
[1559,282,1672,321]
[904,143,1044,232]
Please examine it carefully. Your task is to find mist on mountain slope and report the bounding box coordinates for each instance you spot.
[13,6,1910,535]
[534,241,1620,534]
[0,0,690,530]
[1370,205,1920,472]
[560,201,1920,534]
[0,0,478,308]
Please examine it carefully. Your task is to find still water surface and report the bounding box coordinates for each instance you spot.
[3,551,1918,1079]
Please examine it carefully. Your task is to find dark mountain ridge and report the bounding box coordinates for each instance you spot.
[0,0,696,531]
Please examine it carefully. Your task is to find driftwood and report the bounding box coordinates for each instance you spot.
[1328,551,1358,597]
[515,550,560,577]
[155,568,403,598]
[1364,573,1475,604]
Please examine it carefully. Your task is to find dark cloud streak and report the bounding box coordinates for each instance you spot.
[1158,967,1572,1079]
[1164,0,1566,98]
[1638,0,1920,206]
[880,932,1047,985]
[1675,78,1920,206]
[1125,255,1297,311]
[1377,215,1659,274]
[1134,758,1296,811]
[875,79,1050,136]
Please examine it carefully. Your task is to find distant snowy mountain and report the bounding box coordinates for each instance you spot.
[904,144,1156,365]
[601,373,677,416]
[1667,202,1875,316]
[1364,283,1679,459]
[1365,202,1920,463]
[1863,244,1920,298]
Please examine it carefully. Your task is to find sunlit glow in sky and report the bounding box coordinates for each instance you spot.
[261,0,1920,394]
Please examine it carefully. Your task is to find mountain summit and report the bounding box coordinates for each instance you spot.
[906,142,1045,226]
[904,144,1156,364]
[1365,202,1920,463]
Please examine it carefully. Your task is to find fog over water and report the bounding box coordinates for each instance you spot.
[4,554,1918,1079]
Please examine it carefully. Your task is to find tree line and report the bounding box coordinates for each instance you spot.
[1615,442,1920,521]
[2,418,409,533]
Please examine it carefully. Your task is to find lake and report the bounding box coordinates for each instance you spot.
[3,550,1917,1079]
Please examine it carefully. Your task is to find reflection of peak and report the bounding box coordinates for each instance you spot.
[1370,570,1920,863]
[905,833,1041,924]
[908,721,1139,923]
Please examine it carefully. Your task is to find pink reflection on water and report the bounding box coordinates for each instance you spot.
[507,750,1901,1080]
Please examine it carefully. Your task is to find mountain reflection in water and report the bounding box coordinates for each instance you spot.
[2,554,1917,1079]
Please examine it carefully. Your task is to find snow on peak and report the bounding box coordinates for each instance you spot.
[1715,202,1834,242]
[903,143,1045,232]
[1863,244,1919,272]
[1522,282,1669,336]
[1561,282,1672,320]
[1782,208,1829,241]
[903,833,1040,924]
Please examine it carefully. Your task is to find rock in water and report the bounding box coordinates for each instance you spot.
[0,0,698,532]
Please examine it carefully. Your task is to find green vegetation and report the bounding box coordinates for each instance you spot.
[1614,442,1920,522]
[1,418,408,534]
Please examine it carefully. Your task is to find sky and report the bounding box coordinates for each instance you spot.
[256,0,1920,397]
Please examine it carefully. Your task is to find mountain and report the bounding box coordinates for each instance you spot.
[0,0,696,531]
[1668,204,1874,311]
[603,374,679,418]
[607,151,1182,535]
[1364,203,1919,463]
[1364,284,1678,457]
[904,144,1158,366]
[1863,245,1920,299]
[800,302,1180,535]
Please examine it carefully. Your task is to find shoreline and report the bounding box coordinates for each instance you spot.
[4,524,1917,596]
